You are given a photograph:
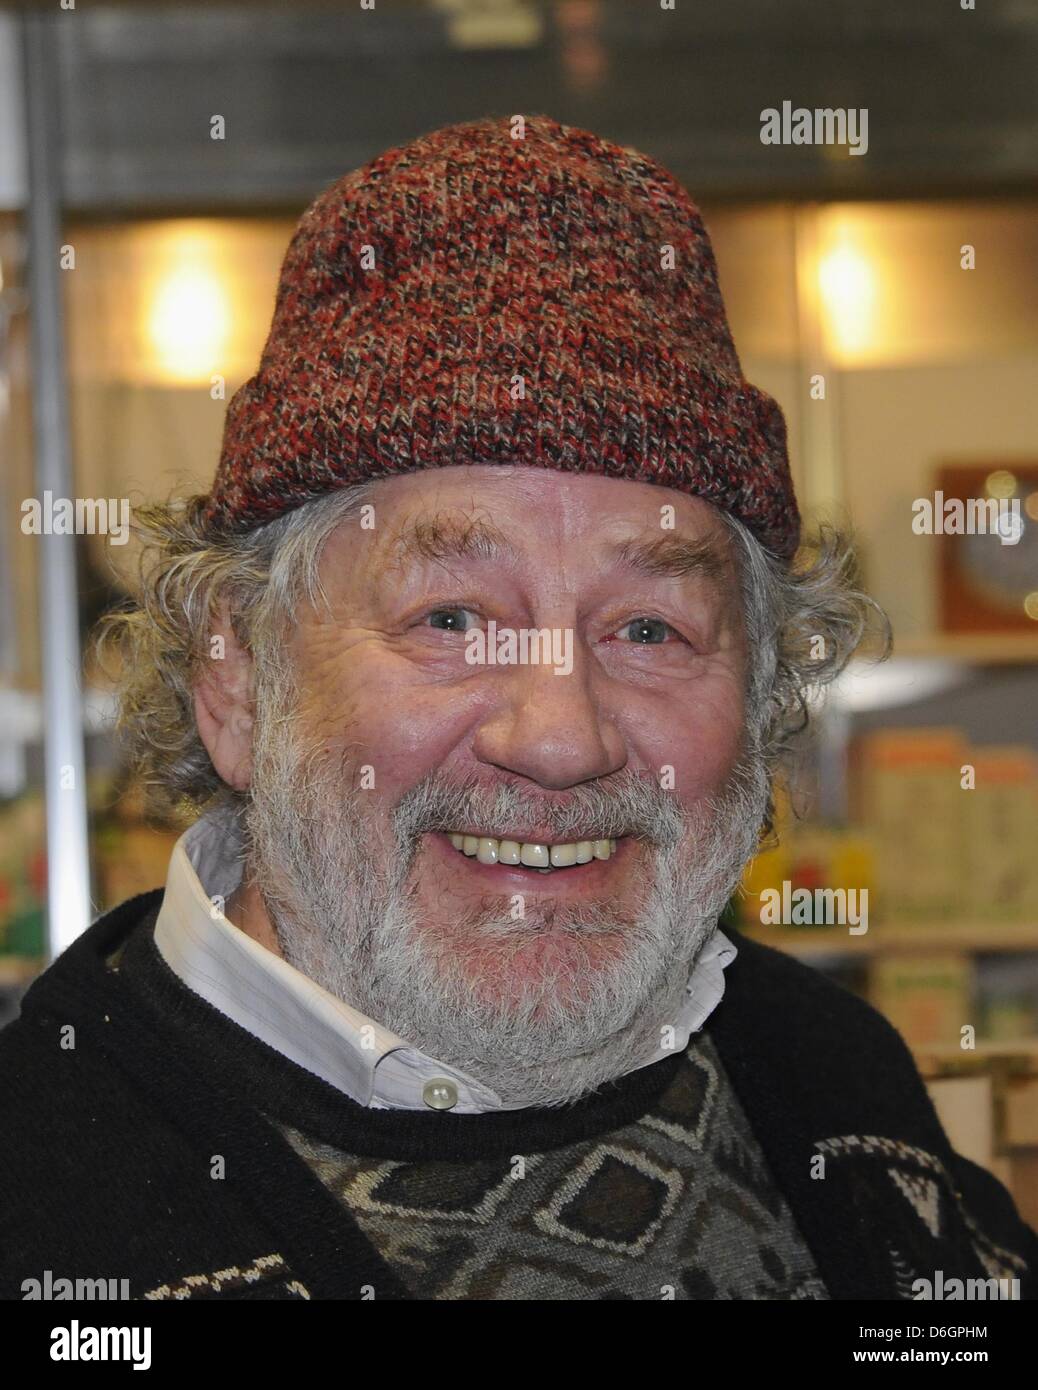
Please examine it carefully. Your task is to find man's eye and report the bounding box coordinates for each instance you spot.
[425,607,480,632]
[616,617,680,644]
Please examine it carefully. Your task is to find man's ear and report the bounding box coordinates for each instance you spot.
[193,600,255,792]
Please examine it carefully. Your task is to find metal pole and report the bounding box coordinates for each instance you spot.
[20,12,92,956]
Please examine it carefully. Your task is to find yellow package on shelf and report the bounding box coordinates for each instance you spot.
[965,747,1038,923]
[855,728,970,921]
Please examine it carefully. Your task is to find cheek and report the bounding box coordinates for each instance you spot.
[629,676,747,803]
[293,644,478,791]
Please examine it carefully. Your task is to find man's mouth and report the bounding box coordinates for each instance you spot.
[446,832,619,873]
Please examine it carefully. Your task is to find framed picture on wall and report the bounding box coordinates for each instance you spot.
[935,463,1038,633]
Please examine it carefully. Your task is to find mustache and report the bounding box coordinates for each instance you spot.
[391,767,688,852]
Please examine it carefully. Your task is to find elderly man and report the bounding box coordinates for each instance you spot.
[2,116,1035,1303]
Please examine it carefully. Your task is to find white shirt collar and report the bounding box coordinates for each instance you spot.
[152,808,737,1115]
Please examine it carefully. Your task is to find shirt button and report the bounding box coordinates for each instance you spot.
[423,1078,459,1111]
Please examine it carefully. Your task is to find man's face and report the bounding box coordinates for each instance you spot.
[245,465,765,1103]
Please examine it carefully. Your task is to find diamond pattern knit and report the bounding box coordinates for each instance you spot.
[278,1030,827,1301]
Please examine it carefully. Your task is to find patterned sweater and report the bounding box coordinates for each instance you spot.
[275,1031,828,1301]
[1,890,1035,1301]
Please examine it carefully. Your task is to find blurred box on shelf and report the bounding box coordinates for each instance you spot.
[852,728,968,920]
[850,727,1038,927]
[976,955,1038,1041]
[868,953,973,1047]
[0,792,47,958]
[1006,1078,1038,1147]
[965,747,1038,922]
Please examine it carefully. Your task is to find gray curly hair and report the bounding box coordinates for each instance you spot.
[94,484,888,830]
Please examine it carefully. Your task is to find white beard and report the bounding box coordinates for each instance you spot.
[241,677,769,1108]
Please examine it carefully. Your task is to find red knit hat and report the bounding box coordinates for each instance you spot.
[204,114,800,560]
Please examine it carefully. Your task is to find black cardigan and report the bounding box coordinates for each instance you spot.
[1,889,1035,1301]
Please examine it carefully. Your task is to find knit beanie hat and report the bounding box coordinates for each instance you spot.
[203,114,800,560]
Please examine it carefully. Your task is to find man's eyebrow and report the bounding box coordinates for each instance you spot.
[384,514,518,568]
[607,534,732,583]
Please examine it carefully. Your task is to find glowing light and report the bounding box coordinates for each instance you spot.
[1024,592,1038,622]
[996,510,1024,545]
[1025,492,1038,522]
[142,229,232,384]
[985,469,1017,500]
[817,240,876,360]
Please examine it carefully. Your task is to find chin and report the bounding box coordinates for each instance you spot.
[425,918,633,1007]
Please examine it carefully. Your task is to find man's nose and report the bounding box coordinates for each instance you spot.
[471,638,626,790]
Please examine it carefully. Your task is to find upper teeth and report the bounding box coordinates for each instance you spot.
[448,834,618,868]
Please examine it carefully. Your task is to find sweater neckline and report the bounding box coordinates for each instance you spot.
[73,891,690,1162]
